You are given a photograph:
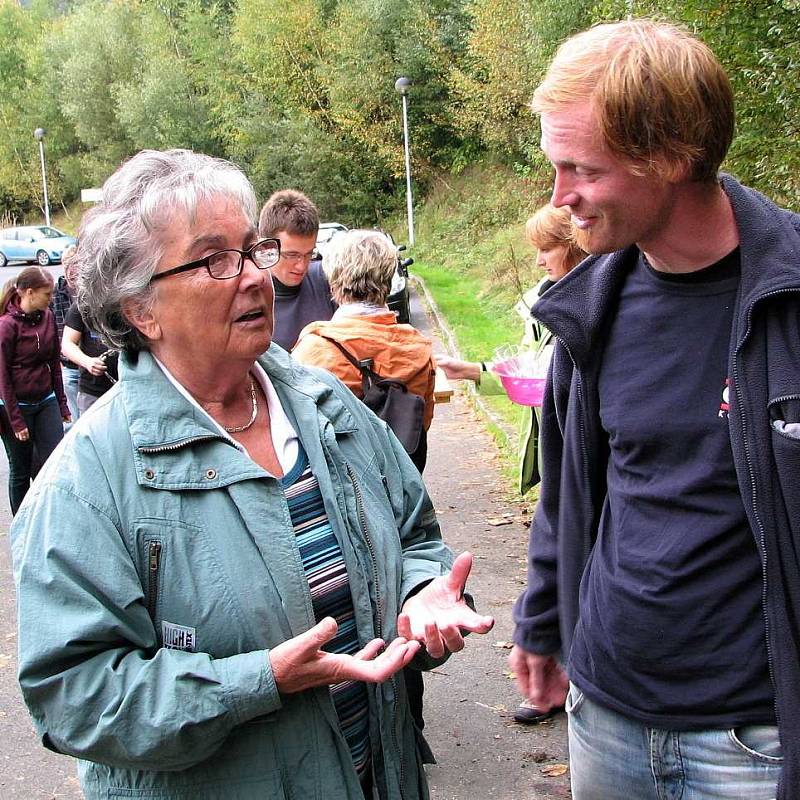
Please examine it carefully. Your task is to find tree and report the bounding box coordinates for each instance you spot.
[597,0,800,208]
[448,0,592,166]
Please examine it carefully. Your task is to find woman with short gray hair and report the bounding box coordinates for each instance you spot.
[324,230,398,306]
[11,149,493,800]
[76,148,258,354]
[293,230,437,474]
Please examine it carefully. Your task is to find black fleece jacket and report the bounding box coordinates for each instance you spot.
[513,175,800,799]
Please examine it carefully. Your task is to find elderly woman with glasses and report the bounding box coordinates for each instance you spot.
[11,149,493,800]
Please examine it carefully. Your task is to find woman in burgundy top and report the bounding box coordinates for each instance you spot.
[0,267,70,513]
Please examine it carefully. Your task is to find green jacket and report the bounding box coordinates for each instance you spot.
[11,346,453,800]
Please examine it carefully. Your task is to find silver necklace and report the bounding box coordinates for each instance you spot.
[223,378,258,433]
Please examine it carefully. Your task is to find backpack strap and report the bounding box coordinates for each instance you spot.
[315,333,431,394]
[315,334,378,396]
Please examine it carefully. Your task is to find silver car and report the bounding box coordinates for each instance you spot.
[0,225,77,268]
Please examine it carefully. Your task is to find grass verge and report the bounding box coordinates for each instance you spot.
[399,161,553,498]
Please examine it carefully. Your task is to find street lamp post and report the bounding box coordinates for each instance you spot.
[394,77,414,247]
[33,127,51,227]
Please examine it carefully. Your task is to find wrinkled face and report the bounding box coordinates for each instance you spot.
[536,243,572,281]
[270,231,318,287]
[139,198,275,370]
[541,102,675,255]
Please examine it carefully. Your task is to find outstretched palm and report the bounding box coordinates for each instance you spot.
[398,551,494,659]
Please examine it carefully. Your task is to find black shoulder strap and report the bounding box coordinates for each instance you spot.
[315,334,378,395]
[315,332,431,393]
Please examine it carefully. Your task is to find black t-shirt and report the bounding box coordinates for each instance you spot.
[272,260,337,351]
[64,302,118,397]
[569,249,775,729]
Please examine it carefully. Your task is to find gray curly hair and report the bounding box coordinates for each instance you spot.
[323,230,397,306]
[76,149,257,353]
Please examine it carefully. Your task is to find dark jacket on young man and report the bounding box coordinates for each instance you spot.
[272,260,337,351]
[512,175,800,800]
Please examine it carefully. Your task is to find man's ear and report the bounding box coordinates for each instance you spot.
[655,154,691,184]
[121,297,161,342]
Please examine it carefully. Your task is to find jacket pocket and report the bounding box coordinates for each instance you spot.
[768,395,800,441]
[768,396,800,530]
[106,772,287,799]
[132,519,257,658]
[143,538,163,622]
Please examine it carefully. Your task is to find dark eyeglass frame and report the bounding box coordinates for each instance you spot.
[279,248,321,263]
[149,238,281,283]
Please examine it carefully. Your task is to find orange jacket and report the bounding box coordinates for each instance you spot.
[292,312,436,430]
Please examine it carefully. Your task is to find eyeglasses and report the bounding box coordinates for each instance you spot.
[280,249,320,264]
[150,238,281,283]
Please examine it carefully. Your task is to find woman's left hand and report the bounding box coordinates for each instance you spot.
[397,551,494,659]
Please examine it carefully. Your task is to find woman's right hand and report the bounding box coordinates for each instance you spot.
[436,356,482,383]
[269,617,420,694]
[15,427,30,442]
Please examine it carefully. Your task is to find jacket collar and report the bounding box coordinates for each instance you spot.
[6,297,43,324]
[532,174,800,365]
[120,344,358,454]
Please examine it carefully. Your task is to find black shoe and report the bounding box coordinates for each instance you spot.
[513,700,560,724]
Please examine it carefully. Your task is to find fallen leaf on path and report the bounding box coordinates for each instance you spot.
[474,702,507,713]
[540,764,569,777]
[493,641,514,649]
[486,517,513,526]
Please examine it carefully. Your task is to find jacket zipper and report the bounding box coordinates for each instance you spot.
[345,463,406,798]
[553,334,595,566]
[138,434,220,454]
[731,287,800,732]
[147,540,162,620]
[345,463,383,640]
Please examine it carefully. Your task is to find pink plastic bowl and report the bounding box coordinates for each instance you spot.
[497,374,547,406]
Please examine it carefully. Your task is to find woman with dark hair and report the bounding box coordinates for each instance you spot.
[0,266,70,513]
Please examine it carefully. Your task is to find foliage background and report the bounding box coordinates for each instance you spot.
[1,0,799,228]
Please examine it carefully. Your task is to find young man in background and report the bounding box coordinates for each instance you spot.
[258,190,336,350]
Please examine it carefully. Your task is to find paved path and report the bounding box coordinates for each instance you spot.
[0,286,570,798]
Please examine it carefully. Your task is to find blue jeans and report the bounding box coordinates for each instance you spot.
[567,683,781,800]
[62,365,80,425]
[1,396,64,514]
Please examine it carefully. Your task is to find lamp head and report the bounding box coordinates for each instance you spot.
[394,77,412,96]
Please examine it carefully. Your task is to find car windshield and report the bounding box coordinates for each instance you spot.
[317,229,341,244]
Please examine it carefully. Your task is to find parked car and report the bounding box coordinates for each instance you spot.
[315,222,348,258]
[315,224,413,324]
[0,225,77,268]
